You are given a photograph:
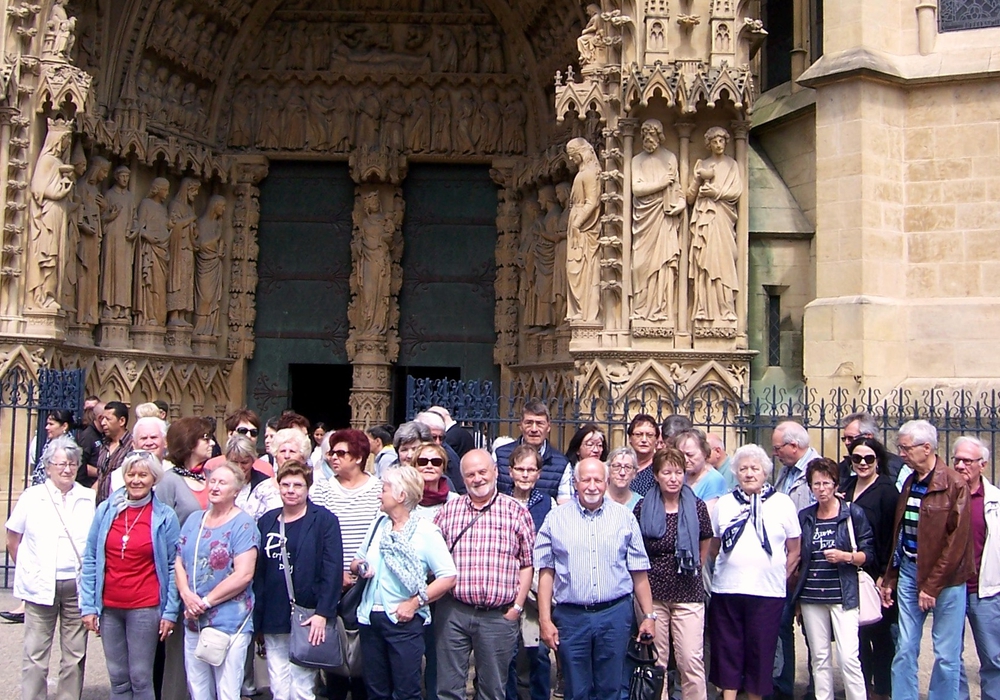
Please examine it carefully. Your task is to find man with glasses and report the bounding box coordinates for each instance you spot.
[627,414,661,495]
[495,400,569,500]
[880,420,973,700]
[203,407,273,477]
[948,436,1000,700]
[837,411,909,489]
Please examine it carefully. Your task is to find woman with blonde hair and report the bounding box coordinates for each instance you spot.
[244,428,311,521]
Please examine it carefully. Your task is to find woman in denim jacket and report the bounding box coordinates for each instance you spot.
[80,451,181,700]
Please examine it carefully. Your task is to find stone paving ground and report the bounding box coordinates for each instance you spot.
[0,589,981,700]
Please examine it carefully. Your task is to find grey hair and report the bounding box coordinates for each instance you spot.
[732,444,774,478]
[414,411,446,431]
[42,434,82,468]
[394,421,431,451]
[954,435,989,462]
[606,446,638,468]
[898,420,938,450]
[775,421,810,448]
[842,411,878,437]
[382,465,423,510]
[122,450,165,485]
[225,434,258,463]
[573,459,611,482]
[209,460,247,489]
[132,416,167,439]
[271,428,312,460]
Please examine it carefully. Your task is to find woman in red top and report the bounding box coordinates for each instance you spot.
[80,451,182,700]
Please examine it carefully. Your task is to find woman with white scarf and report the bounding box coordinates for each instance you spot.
[80,451,181,700]
[707,444,801,700]
[350,466,457,700]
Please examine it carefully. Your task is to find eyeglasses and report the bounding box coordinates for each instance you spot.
[631,431,657,440]
[511,465,539,474]
[416,457,444,467]
[954,457,984,467]
[581,439,603,448]
[328,449,350,458]
[850,453,877,465]
[811,480,836,489]
[612,463,636,473]
[235,427,259,438]
[897,442,925,453]
[841,434,862,444]
[49,461,78,471]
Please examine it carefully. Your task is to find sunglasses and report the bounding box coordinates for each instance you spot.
[328,449,351,458]
[235,427,259,438]
[850,453,876,465]
[416,457,444,467]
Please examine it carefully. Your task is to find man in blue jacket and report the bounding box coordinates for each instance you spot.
[495,401,568,500]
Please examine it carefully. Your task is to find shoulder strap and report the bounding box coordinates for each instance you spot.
[46,486,82,566]
[359,515,387,560]
[279,515,295,604]
[845,506,859,558]
[448,497,494,554]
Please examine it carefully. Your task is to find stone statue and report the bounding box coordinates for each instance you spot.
[431,88,452,153]
[405,87,431,153]
[565,138,602,323]
[553,181,571,323]
[517,199,541,327]
[355,86,381,149]
[688,126,741,324]
[194,195,227,337]
[62,145,87,313]
[577,4,606,67]
[349,190,397,337]
[631,119,684,323]
[101,166,137,320]
[133,178,171,327]
[42,0,76,60]
[25,121,75,311]
[455,89,477,154]
[502,90,526,153]
[75,156,111,325]
[166,178,200,326]
[479,87,502,154]
[532,186,561,327]
[381,86,406,152]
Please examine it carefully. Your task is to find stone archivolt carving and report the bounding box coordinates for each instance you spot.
[134,60,213,139]
[565,137,602,323]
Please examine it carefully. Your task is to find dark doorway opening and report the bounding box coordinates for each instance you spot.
[392,365,461,427]
[289,364,353,430]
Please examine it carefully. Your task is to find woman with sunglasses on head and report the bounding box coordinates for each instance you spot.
[203,409,273,479]
[412,443,457,520]
[842,437,900,700]
[165,417,215,510]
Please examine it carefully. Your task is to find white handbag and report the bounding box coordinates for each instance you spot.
[846,510,883,626]
[191,513,251,666]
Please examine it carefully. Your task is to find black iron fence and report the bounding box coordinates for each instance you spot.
[1,367,86,584]
[406,377,1000,482]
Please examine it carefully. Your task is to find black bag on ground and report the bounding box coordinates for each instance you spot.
[627,639,665,700]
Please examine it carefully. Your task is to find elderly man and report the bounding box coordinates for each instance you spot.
[953,436,1000,700]
[837,411,910,489]
[536,458,655,700]
[495,401,568,500]
[627,414,661,495]
[881,420,973,700]
[707,432,735,490]
[429,405,477,458]
[434,449,535,700]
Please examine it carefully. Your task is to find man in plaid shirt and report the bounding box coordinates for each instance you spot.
[434,449,536,700]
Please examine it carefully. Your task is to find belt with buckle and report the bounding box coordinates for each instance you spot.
[559,594,630,612]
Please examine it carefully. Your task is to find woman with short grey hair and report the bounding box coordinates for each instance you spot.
[392,421,432,468]
[6,434,95,700]
[80,451,181,700]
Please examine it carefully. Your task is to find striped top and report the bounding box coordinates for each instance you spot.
[799,519,842,604]
[901,471,933,560]
[310,475,383,572]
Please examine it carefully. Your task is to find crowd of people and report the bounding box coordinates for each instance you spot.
[3,397,997,700]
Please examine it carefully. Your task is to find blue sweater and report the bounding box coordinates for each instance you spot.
[495,439,568,501]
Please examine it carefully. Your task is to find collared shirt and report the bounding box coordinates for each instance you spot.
[776,446,819,511]
[534,499,650,606]
[900,469,934,561]
[434,491,535,608]
[969,480,986,593]
[95,432,133,503]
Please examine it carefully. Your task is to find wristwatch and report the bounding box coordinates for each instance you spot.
[202,596,212,609]
[644,612,657,620]
[512,603,524,614]
[417,591,429,606]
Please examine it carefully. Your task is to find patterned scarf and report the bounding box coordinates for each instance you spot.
[721,483,776,556]
[419,478,450,507]
[639,483,702,575]
[379,516,429,603]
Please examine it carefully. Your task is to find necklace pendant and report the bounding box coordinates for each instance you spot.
[122,534,130,544]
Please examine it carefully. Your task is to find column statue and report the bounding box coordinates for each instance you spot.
[75,156,111,325]
[688,126,741,324]
[62,146,87,313]
[166,178,200,327]
[532,186,561,327]
[25,121,75,311]
[193,195,227,337]
[133,178,171,327]
[101,166,137,321]
[553,182,571,323]
[565,137,602,323]
[631,119,685,323]
[517,198,541,328]
[349,190,396,337]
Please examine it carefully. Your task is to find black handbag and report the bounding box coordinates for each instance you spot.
[279,516,344,670]
[627,639,665,700]
[337,515,386,630]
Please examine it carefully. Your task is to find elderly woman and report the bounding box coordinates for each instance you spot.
[843,437,899,700]
[165,417,215,509]
[254,460,343,700]
[607,446,642,508]
[708,444,801,700]
[245,428,311,521]
[6,435,96,700]
[29,408,74,486]
[80,451,181,700]
[351,466,457,700]
[674,430,729,513]
[412,442,457,519]
[557,424,607,502]
[176,461,259,700]
[217,435,269,512]
[392,421,432,469]
[793,458,874,700]
[635,447,713,700]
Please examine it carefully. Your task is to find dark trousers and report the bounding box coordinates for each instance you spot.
[551,598,632,700]
[423,616,438,700]
[774,598,814,697]
[860,608,895,695]
[505,642,551,700]
[327,671,367,700]
[360,612,426,700]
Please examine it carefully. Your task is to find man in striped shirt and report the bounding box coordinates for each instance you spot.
[536,458,655,700]
[881,420,974,700]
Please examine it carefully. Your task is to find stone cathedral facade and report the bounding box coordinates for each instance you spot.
[0,0,999,431]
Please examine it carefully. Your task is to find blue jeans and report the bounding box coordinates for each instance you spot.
[959,592,1000,700]
[102,606,162,700]
[505,642,551,700]
[551,597,632,700]
[360,612,426,700]
[892,557,966,700]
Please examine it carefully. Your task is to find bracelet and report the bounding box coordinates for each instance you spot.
[202,596,212,608]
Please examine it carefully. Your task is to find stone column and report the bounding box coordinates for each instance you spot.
[491,161,520,366]
[619,118,636,335]
[346,149,407,428]
[675,121,694,345]
[0,106,24,333]
[731,120,750,347]
[227,155,269,362]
